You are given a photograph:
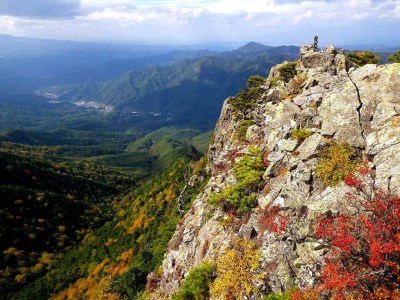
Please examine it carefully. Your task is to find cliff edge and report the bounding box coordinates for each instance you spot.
[147,45,400,299]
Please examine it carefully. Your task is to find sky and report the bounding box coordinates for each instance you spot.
[0,0,399,46]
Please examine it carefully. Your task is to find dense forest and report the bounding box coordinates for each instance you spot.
[0,136,208,299]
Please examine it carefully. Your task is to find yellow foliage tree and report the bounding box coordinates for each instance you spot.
[165,188,175,202]
[51,250,133,300]
[15,274,26,283]
[315,141,359,186]
[210,238,263,300]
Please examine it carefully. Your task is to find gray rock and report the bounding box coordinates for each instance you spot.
[296,133,325,161]
[277,139,298,152]
[294,242,326,267]
[351,63,400,135]
[246,124,262,142]
[318,77,365,147]
[350,64,377,82]
[374,143,400,194]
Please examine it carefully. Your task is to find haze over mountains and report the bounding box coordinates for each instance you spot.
[0,35,299,133]
[0,34,216,89]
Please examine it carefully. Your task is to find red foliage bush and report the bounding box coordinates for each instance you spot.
[145,272,161,292]
[290,289,320,300]
[315,166,400,298]
[227,207,237,218]
[342,173,362,188]
[214,162,228,172]
[263,149,270,166]
[201,240,209,258]
[259,204,288,233]
[226,148,245,162]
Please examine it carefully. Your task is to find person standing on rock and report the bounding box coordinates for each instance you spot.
[314,36,318,51]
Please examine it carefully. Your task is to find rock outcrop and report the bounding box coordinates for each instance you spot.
[148,45,400,299]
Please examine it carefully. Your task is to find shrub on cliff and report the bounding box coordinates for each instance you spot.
[315,141,360,186]
[208,146,264,213]
[291,128,313,141]
[237,119,254,141]
[389,50,400,63]
[170,264,215,300]
[232,146,264,189]
[278,62,297,83]
[346,51,380,67]
[228,75,266,114]
[208,185,256,214]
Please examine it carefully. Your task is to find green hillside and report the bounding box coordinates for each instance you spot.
[0,146,140,295]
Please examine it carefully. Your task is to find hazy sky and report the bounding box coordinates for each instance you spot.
[0,0,399,46]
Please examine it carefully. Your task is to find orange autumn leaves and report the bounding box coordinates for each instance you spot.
[51,249,133,300]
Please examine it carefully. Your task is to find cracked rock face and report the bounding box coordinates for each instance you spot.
[148,46,400,299]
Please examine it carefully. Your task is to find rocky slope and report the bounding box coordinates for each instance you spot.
[147,45,400,298]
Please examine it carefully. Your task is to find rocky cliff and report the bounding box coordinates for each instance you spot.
[147,45,400,299]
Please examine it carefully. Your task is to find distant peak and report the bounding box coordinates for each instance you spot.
[235,42,272,53]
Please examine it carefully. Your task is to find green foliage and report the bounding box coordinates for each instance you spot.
[208,185,256,214]
[170,264,216,300]
[208,146,264,213]
[278,62,297,83]
[291,128,313,141]
[233,146,264,188]
[315,141,360,187]
[270,75,283,88]
[247,75,266,98]
[124,127,204,170]
[191,131,214,154]
[346,51,380,67]
[228,75,266,114]
[388,50,400,63]
[0,126,208,299]
[247,75,266,86]
[237,119,254,141]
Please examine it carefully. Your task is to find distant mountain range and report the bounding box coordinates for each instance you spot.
[0,38,301,141]
[0,34,218,89]
[0,35,299,91]
[59,42,299,129]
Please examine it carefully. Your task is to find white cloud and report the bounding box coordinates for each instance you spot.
[0,0,398,45]
[80,0,137,14]
[0,16,20,35]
